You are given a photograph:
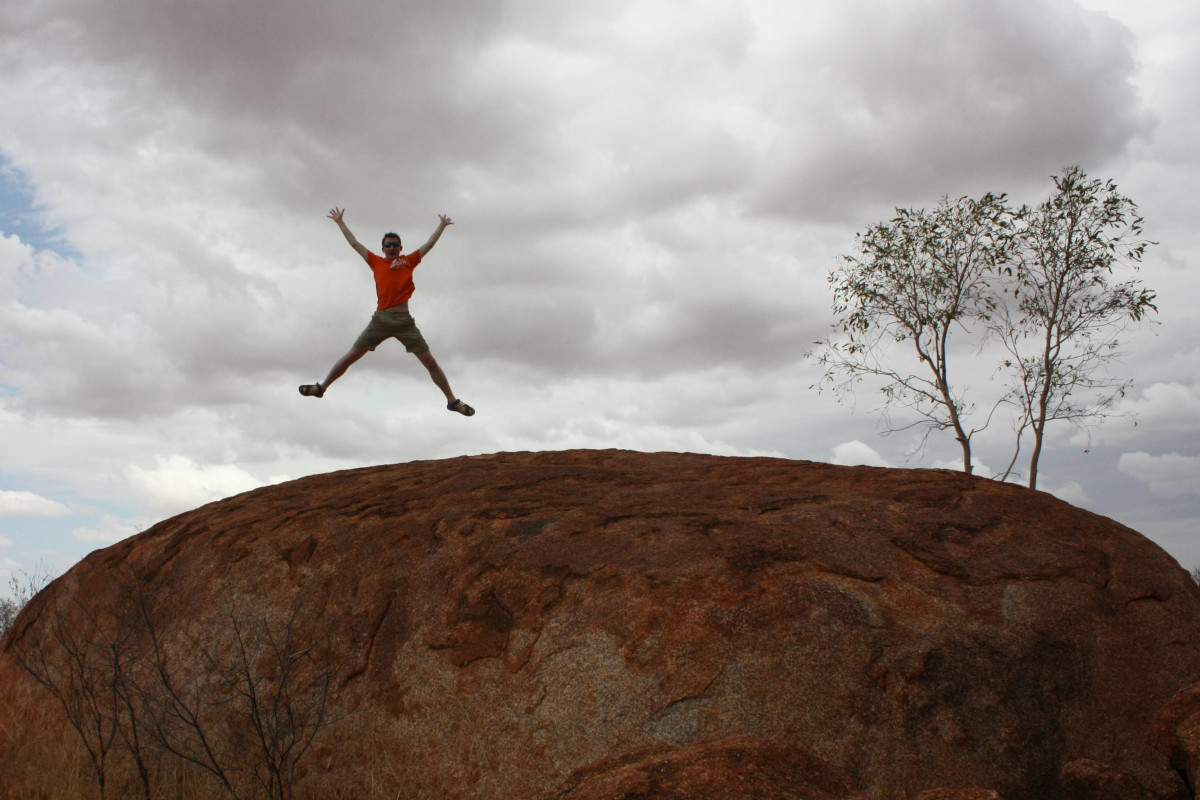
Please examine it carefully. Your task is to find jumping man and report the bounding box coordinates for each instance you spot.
[299,208,475,416]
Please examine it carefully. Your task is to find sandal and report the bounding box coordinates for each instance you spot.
[447,399,475,416]
[299,384,325,398]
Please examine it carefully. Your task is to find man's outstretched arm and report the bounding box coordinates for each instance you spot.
[417,214,454,258]
[328,207,370,262]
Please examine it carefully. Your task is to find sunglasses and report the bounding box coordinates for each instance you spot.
[382,241,401,248]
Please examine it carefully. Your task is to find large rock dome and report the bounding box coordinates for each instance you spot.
[3,449,1199,799]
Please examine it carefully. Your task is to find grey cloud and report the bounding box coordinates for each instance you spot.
[5,0,512,220]
[749,0,1152,220]
[6,0,1153,232]
[449,290,599,373]
[591,300,818,380]
[443,285,817,381]
[21,0,501,111]
[2,0,1148,418]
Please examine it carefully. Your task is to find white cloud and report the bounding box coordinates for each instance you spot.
[931,457,995,479]
[1123,383,1200,432]
[1118,452,1200,499]
[1073,381,1200,449]
[0,233,33,304]
[0,490,70,518]
[1043,481,1092,507]
[72,515,145,545]
[126,455,268,518]
[831,441,891,468]
[0,534,12,548]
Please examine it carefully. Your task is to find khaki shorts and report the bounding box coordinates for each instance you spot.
[353,307,429,353]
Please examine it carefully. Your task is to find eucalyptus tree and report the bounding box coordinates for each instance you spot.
[995,166,1156,488]
[812,193,1018,474]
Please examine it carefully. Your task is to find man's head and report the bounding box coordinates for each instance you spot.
[381,232,402,254]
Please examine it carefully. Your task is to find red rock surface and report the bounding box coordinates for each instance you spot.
[1153,683,1200,796]
[2,449,1199,799]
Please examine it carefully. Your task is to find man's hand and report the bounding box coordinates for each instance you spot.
[419,214,454,257]
[328,207,369,261]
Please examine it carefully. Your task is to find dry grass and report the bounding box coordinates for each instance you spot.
[0,705,408,800]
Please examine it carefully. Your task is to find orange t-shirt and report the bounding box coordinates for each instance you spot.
[367,250,423,310]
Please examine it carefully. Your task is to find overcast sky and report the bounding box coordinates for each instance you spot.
[2,0,1198,593]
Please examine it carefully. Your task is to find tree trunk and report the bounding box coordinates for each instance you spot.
[1027,426,1043,490]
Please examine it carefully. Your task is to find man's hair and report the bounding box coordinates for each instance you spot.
[381,232,402,248]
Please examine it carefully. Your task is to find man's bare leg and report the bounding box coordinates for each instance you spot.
[416,349,474,415]
[415,349,455,403]
[300,346,368,397]
[321,346,369,391]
